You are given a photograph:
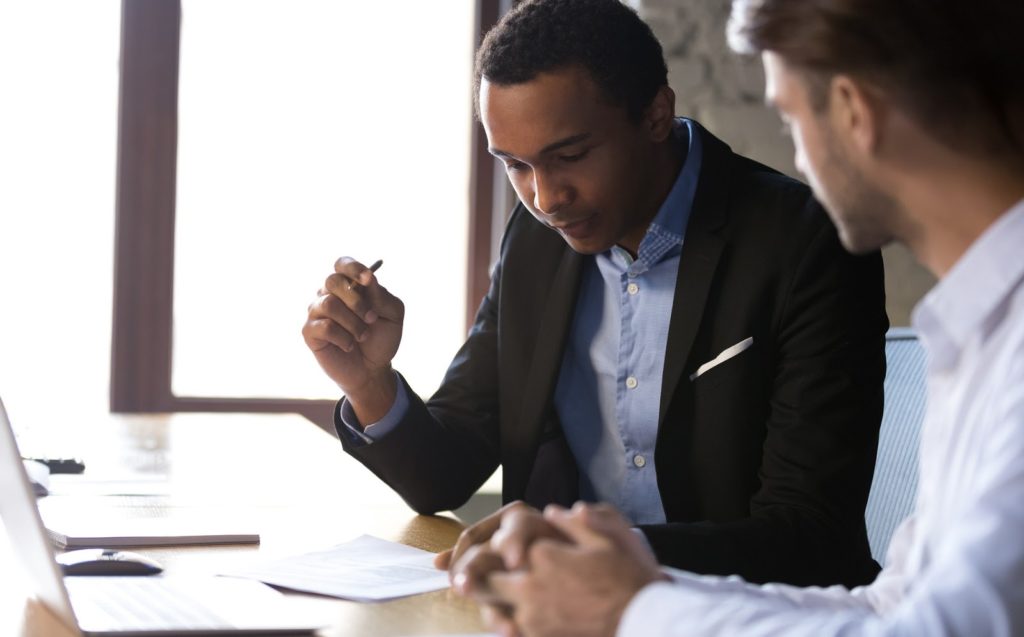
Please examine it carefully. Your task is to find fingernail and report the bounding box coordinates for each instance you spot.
[452,573,468,594]
[357,331,368,342]
[365,310,378,323]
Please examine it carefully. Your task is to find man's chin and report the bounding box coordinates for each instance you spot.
[561,235,615,255]
[837,225,893,255]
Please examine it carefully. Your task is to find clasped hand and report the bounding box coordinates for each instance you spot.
[441,502,667,637]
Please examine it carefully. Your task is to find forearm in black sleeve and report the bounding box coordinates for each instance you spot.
[338,257,507,515]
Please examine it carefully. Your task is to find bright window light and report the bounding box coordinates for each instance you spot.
[0,2,120,434]
[173,2,473,400]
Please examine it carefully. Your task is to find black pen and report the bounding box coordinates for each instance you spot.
[349,259,383,290]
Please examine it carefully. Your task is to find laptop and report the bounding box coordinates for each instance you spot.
[0,395,327,635]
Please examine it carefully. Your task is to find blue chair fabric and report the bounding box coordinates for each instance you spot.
[864,328,927,564]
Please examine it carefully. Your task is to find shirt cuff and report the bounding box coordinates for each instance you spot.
[617,581,686,637]
[338,371,410,444]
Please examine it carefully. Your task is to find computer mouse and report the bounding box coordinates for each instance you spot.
[56,548,164,576]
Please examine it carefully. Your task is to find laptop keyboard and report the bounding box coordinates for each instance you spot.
[66,576,234,631]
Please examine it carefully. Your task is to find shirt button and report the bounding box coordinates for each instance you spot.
[633,454,646,468]
[627,282,639,295]
[625,376,638,389]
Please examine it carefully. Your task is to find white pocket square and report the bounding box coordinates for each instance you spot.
[689,337,754,381]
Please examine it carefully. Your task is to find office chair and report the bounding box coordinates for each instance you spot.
[864,327,928,564]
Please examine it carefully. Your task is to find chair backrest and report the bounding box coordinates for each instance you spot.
[864,328,927,564]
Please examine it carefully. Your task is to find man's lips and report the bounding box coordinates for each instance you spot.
[549,214,598,238]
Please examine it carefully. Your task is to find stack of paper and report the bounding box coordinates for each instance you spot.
[222,534,449,601]
[46,518,260,549]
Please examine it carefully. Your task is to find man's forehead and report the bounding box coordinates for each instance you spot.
[485,75,602,152]
[480,71,615,156]
[761,52,817,111]
[481,71,600,117]
[761,51,785,107]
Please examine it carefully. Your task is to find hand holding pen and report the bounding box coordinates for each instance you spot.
[303,257,405,425]
[351,259,384,286]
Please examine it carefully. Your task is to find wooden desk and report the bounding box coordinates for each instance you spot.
[1,412,488,636]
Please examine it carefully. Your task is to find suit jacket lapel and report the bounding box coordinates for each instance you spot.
[514,245,583,448]
[659,126,733,426]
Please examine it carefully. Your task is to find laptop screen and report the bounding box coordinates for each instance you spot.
[0,395,81,633]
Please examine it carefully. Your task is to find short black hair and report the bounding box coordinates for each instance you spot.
[475,0,668,122]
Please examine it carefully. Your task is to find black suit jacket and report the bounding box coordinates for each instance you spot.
[338,123,888,587]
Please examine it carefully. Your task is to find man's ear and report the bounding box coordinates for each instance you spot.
[645,85,677,142]
[830,75,885,155]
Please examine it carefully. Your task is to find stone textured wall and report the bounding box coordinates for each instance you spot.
[629,0,935,325]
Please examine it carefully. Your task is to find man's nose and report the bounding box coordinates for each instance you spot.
[532,172,571,215]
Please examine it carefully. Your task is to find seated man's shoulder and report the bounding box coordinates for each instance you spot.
[726,154,825,230]
[708,150,879,283]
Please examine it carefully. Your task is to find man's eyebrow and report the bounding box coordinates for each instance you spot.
[489,132,592,158]
[539,133,592,154]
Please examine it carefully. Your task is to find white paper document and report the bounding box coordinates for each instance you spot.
[222,534,450,601]
[47,475,174,496]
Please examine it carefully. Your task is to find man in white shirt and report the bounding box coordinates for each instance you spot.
[450,0,1024,635]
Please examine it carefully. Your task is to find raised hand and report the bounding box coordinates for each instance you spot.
[303,257,405,424]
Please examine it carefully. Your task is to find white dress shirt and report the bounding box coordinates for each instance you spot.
[618,198,1024,637]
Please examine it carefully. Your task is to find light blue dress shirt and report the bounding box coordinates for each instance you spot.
[340,120,703,526]
[553,119,702,525]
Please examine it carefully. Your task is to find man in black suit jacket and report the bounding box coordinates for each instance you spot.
[303,0,887,588]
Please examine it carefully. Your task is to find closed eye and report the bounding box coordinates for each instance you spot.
[558,150,589,163]
[504,160,528,172]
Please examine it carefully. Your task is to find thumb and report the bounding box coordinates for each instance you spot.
[434,549,453,571]
[542,505,614,550]
[578,503,633,535]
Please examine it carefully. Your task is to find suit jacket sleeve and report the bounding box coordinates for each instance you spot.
[336,247,508,515]
[642,194,888,588]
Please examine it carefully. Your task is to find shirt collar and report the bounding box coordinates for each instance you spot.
[912,198,1024,371]
[614,118,703,275]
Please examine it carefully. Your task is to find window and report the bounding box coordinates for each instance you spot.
[173,2,473,400]
[0,2,120,431]
[111,1,505,428]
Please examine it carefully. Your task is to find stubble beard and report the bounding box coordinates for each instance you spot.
[821,134,902,255]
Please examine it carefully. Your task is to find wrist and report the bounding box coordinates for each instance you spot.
[345,367,398,426]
